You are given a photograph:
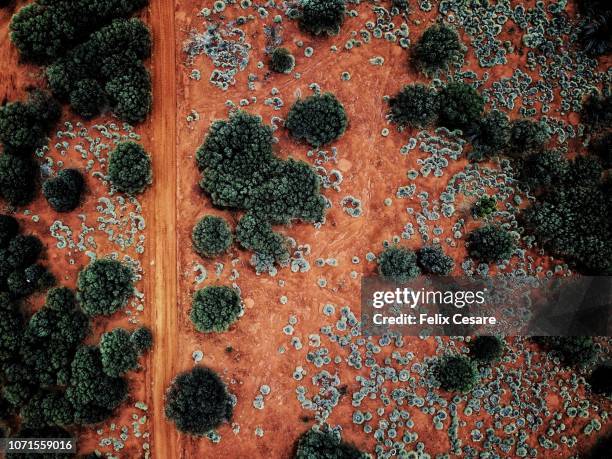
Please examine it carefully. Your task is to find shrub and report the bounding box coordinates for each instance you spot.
[471,109,511,157]
[298,0,346,36]
[378,245,420,283]
[99,328,138,377]
[285,92,348,147]
[76,258,134,316]
[270,47,295,74]
[507,119,550,157]
[416,245,454,275]
[190,286,242,333]
[0,155,38,206]
[412,24,463,73]
[472,195,497,219]
[192,215,233,258]
[388,83,439,128]
[0,214,19,247]
[435,355,478,392]
[0,90,60,154]
[581,93,612,131]
[236,213,289,264]
[588,363,612,396]
[130,326,153,353]
[469,336,504,363]
[69,79,107,119]
[42,168,85,212]
[437,82,484,130]
[108,141,152,194]
[165,366,233,435]
[589,131,612,168]
[467,225,516,263]
[294,428,367,459]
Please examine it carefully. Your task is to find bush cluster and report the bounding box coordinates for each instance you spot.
[469,336,504,363]
[467,225,517,264]
[42,168,85,212]
[190,286,242,333]
[388,83,439,128]
[412,24,464,73]
[416,245,454,275]
[269,47,295,74]
[76,258,134,316]
[286,92,348,147]
[294,428,367,459]
[108,141,152,195]
[46,18,152,123]
[436,355,478,392]
[378,245,420,283]
[192,215,233,258]
[165,366,233,435]
[298,0,346,36]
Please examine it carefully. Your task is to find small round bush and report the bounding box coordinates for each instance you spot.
[437,82,484,130]
[99,328,138,377]
[76,258,134,316]
[412,24,463,73]
[467,225,516,263]
[508,119,550,157]
[286,92,348,147]
[108,141,152,195]
[0,215,19,247]
[378,246,420,283]
[270,47,295,74]
[388,83,439,128]
[472,195,497,219]
[69,79,107,120]
[165,366,233,435]
[588,363,612,396]
[131,326,153,353]
[295,428,367,459]
[192,215,233,258]
[469,336,504,363]
[435,355,478,392]
[42,168,85,212]
[416,245,454,275]
[298,0,346,36]
[190,286,242,333]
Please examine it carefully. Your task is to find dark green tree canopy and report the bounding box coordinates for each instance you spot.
[0,155,38,206]
[388,83,439,128]
[416,245,454,275]
[190,286,242,333]
[437,82,484,130]
[588,362,612,396]
[581,93,612,132]
[69,79,107,120]
[469,336,504,363]
[108,141,152,195]
[192,215,233,258]
[99,328,138,377]
[298,0,346,36]
[0,214,19,247]
[42,168,85,212]
[270,47,295,74]
[76,258,134,316]
[130,326,153,353]
[471,109,511,158]
[378,245,420,283]
[534,336,598,367]
[508,119,550,157]
[236,213,289,264]
[412,24,463,73]
[165,366,233,435]
[285,92,348,147]
[467,225,516,263]
[435,355,479,392]
[589,131,612,168]
[294,428,367,459]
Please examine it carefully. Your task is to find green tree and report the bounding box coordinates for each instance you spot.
[236,213,289,264]
[412,24,463,73]
[471,109,510,158]
[0,155,38,206]
[298,0,346,36]
[378,245,420,283]
[76,259,134,316]
[108,141,152,194]
[588,363,612,396]
[130,326,153,353]
[165,366,233,435]
[42,168,85,212]
[416,245,454,275]
[388,83,439,128]
[286,92,348,147]
[508,119,550,157]
[269,47,295,74]
[294,428,367,459]
[467,225,516,263]
[69,79,107,120]
[190,286,242,333]
[0,214,19,247]
[469,336,504,363]
[192,215,233,258]
[435,355,478,392]
[581,93,612,132]
[99,328,138,377]
[437,82,484,130]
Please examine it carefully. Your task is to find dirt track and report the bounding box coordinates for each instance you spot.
[148,0,180,457]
